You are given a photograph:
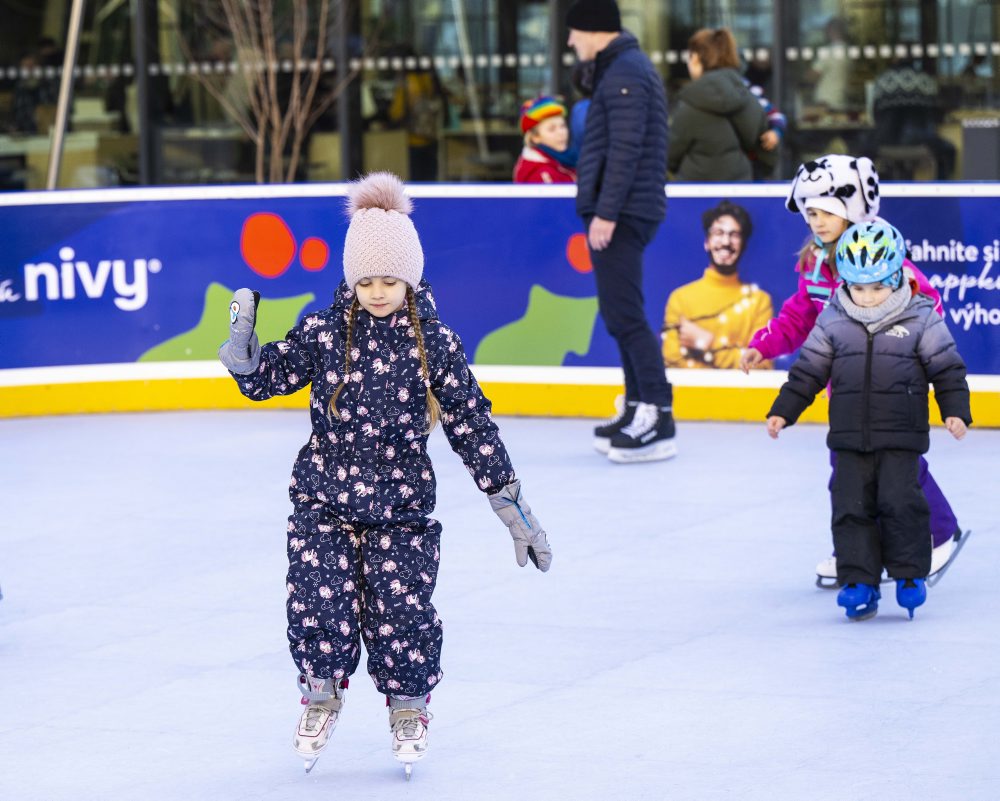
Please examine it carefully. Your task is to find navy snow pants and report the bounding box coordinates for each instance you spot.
[285,500,443,698]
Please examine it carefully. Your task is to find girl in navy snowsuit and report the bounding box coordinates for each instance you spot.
[218,172,552,775]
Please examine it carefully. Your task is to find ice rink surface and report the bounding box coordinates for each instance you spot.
[1,411,997,801]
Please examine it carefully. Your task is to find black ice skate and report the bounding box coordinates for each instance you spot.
[606,403,677,464]
[593,399,639,454]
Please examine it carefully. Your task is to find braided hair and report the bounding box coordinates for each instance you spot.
[328,297,360,424]
[406,286,441,432]
[327,287,441,433]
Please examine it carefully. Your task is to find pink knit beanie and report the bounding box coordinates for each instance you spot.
[343,172,424,289]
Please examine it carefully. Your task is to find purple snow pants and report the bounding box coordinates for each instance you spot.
[829,451,958,547]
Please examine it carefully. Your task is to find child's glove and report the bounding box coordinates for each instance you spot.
[218,288,261,374]
[488,479,552,572]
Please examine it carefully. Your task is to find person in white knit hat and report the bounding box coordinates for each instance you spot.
[739,154,967,590]
[218,172,552,778]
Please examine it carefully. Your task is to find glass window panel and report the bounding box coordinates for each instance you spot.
[5,0,1000,184]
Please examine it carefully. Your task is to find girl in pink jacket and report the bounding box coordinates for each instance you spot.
[740,155,964,586]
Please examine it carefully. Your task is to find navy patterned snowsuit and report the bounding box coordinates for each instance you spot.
[230,280,514,697]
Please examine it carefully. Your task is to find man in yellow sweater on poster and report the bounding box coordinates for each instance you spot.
[662,200,774,369]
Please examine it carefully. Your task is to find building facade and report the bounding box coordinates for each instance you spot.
[1,0,998,189]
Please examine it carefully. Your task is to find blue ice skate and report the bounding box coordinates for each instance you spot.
[837,583,880,621]
[895,578,927,620]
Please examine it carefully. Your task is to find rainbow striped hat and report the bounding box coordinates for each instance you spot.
[520,96,567,134]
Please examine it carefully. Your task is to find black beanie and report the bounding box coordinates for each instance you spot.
[566,0,621,32]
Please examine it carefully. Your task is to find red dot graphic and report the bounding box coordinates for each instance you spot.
[241,213,297,278]
[566,233,593,273]
[300,237,330,271]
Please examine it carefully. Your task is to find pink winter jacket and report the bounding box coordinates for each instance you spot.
[747,246,944,360]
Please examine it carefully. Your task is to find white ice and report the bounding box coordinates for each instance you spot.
[1,412,997,801]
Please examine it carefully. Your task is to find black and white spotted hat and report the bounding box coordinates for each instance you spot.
[786,154,881,224]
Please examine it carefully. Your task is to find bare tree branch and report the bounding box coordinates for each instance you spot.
[176,0,379,183]
[174,21,258,144]
[286,0,332,181]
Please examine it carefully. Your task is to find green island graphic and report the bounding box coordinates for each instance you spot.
[139,282,315,361]
[474,285,599,366]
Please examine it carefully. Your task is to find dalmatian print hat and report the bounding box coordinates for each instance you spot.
[785,154,880,225]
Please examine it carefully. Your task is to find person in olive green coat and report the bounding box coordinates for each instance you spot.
[667,28,769,182]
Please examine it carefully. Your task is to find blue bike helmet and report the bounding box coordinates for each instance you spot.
[835,220,906,287]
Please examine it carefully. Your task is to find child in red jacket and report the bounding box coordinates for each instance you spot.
[513,96,577,184]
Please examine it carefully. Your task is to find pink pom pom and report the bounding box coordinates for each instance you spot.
[345,172,413,217]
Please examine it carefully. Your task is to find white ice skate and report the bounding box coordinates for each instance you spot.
[814,555,884,589]
[929,538,954,575]
[389,705,433,780]
[817,530,972,590]
[815,555,838,589]
[293,676,347,773]
[927,529,972,587]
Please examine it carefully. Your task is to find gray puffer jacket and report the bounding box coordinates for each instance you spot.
[768,290,971,453]
[667,68,767,182]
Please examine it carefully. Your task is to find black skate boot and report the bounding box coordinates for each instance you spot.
[607,403,677,464]
[593,399,639,454]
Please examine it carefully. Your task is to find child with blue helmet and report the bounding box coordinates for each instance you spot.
[742,155,967,587]
[765,220,972,621]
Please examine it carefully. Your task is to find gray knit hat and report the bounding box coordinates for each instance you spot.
[343,172,424,289]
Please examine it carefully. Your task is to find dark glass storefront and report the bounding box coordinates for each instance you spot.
[2,0,999,189]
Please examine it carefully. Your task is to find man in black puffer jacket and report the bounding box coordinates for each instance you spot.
[766,221,971,622]
[567,0,674,464]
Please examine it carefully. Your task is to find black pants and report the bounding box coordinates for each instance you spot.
[831,449,931,586]
[587,214,672,407]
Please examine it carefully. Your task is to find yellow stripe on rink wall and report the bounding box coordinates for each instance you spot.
[1,365,998,426]
[0,378,303,417]
[479,380,837,423]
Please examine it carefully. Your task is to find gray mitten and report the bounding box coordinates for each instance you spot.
[218,288,261,374]
[488,479,552,572]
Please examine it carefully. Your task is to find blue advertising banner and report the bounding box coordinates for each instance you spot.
[1,184,998,377]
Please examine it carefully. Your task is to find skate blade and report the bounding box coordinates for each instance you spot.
[593,437,611,454]
[295,742,329,773]
[607,441,678,464]
[927,529,971,587]
[846,606,878,622]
